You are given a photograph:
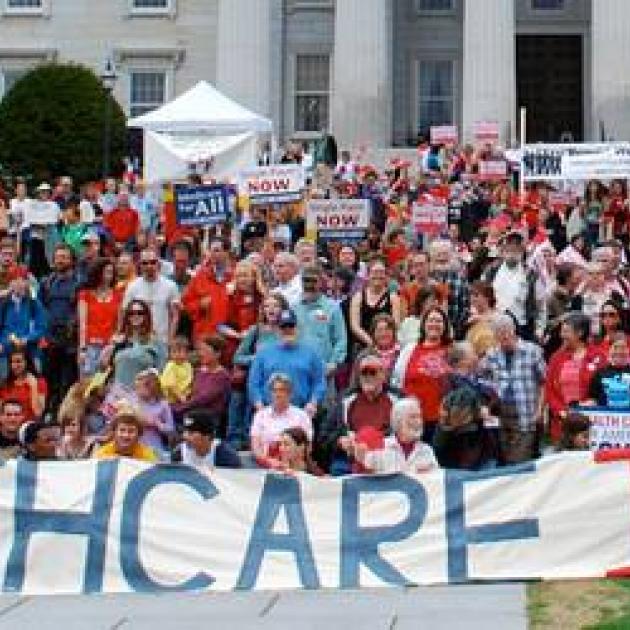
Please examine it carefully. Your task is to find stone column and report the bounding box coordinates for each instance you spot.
[331,0,392,150]
[592,0,630,140]
[216,0,280,128]
[462,0,515,145]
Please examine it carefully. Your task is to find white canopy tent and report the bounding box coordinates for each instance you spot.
[128,81,273,183]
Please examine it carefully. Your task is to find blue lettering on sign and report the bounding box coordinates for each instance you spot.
[444,463,540,583]
[4,460,118,593]
[340,475,427,588]
[174,184,229,227]
[236,474,320,589]
[120,465,217,592]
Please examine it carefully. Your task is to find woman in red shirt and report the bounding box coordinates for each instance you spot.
[78,258,122,377]
[546,312,604,442]
[218,260,265,361]
[391,306,452,443]
[0,349,46,421]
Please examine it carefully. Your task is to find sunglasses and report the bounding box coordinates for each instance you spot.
[360,367,380,376]
[129,309,146,316]
[142,260,159,266]
[601,311,619,319]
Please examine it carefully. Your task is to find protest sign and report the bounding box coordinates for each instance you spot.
[3,455,630,595]
[561,150,630,180]
[412,200,448,238]
[238,165,305,205]
[306,199,369,244]
[579,407,630,450]
[430,125,458,146]
[474,121,499,144]
[478,160,508,181]
[174,184,229,226]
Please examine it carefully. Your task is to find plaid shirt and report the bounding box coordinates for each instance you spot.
[431,270,470,339]
[479,340,546,431]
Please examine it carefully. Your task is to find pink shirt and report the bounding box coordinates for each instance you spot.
[250,405,313,450]
[559,357,582,406]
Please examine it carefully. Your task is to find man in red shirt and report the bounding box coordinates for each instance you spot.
[103,192,139,250]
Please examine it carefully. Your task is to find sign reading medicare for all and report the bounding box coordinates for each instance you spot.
[174,184,229,227]
[2,454,630,595]
[238,165,305,205]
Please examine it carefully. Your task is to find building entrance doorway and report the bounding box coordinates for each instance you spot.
[516,35,583,142]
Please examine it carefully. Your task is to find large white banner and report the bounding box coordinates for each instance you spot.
[521,143,630,181]
[2,455,630,595]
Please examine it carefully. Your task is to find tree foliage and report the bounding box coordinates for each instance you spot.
[0,62,126,184]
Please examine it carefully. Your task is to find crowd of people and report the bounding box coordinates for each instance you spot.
[0,138,628,475]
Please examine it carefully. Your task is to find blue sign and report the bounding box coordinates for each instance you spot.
[174,184,229,227]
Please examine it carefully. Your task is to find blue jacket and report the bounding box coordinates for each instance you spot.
[247,341,327,408]
[0,296,48,354]
[294,295,347,367]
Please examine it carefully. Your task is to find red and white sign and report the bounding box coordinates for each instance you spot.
[548,191,575,210]
[238,165,305,205]
[478,160,508,181]
[430,125,458,146]
[412,199,448,238]
[474,121,500,145]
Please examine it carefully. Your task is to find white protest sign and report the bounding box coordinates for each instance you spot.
[478,160,508,181]
[306,199,370,243]
[412,200,448,237]
[581,408,630,450]
[430,125,458,145]
[474,121,499,144]
[238,165,305,205]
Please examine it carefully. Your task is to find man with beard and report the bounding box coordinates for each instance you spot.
[482,231,545,341]
[40,243,81,411]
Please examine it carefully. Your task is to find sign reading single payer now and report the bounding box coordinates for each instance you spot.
[306,199,370,243]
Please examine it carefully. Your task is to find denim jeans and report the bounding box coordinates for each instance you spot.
[226,390,253,450]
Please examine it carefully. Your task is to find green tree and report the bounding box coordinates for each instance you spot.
[0,62,126,184]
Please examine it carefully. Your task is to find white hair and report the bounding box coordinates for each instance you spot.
[267,372,293,391]
[274,252,299,268]
[492,313,517,335]
[391,397,422,434]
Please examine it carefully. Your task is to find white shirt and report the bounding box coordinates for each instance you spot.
[250,405,313,449]
[123,275,180,343]
[180,441,218,472]
[9,197,32,234]
[493,263,528,326]
[364,435,438,474]
[275,274,303,307]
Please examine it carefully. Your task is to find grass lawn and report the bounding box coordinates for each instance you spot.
[528,580,630,629]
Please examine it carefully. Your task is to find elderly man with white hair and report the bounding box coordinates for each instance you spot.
[272,252,302,306]
[355,397,438,474]
[478,313,546,464]
[429,238,470,340]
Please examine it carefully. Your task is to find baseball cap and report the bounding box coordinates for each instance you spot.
[36,182,52,192]
[81,231,100,243]
[182,413,215,436]
[359,354,384,371]
[278,309,297,328]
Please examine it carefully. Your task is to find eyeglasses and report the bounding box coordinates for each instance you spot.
[601,311,619,319]
[142,260,158,266]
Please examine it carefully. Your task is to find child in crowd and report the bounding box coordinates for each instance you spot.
[160,336,194,404]
[558,412,591,451]
[133,368,175,457]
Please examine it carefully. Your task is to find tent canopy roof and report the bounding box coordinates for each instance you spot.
[127,81,272,134]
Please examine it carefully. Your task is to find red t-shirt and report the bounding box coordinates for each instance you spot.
[104,207,139,243]
[79,288,123,344]
[402,343,450,423]
[227,290,262,333]
[0,377,47,421]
